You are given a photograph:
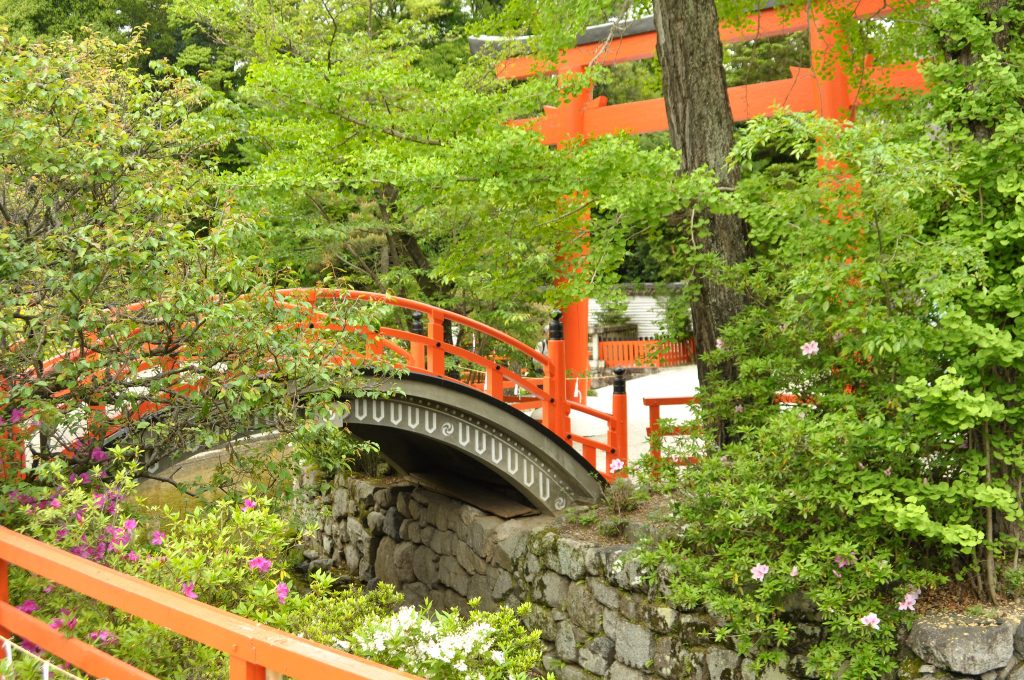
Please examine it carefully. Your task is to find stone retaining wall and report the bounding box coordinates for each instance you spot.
[305,475,1024,680]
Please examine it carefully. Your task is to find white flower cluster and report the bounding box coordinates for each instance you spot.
[342,606,512,678]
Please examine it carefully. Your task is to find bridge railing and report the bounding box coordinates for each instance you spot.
[279,289,628,478]
[6,289,627,480]
[0,526,419,680]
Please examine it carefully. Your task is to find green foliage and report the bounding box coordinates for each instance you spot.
[0,32,388,472]
[6,463,548,679]
[632,0,1024,674]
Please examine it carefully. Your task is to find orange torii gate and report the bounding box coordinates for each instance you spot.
[476,0,927,381]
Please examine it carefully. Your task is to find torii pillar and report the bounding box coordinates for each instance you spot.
[536,67,607,395]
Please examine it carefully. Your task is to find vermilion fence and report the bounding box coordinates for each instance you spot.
[0,527,419,680]
[598,338,695,368]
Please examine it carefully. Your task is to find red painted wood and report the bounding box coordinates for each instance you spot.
[0,527,419,680]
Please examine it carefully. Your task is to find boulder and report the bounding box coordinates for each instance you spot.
[908,618,1015,675]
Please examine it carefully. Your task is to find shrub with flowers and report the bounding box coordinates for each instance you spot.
[630,2,1024,675]
[4,460,547,679]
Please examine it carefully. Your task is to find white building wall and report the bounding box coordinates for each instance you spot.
[588,295,665,338]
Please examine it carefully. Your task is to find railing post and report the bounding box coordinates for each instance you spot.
[426,312,445,376]
[229,657,266,680]
[544,312,568,440]
[611,367,628,474]
[408,311,426,371]
[0,557,9,638]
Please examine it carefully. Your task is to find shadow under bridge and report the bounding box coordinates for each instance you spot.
[334,374,604,515]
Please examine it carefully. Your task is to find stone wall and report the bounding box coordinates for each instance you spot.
[306,475,1024,680]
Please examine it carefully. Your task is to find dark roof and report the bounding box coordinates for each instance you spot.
[469,3,779,55]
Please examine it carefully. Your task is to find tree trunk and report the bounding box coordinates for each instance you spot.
[654,0,751,445]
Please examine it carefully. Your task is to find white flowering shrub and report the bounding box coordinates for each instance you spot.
[343,600,548,680]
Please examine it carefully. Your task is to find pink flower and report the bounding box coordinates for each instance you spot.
[150,531,165,546]
[790,566,799,577]
[123,518,137,531]
[90,448,109,463]
[609,459,625,474]
[248,556,273,573]
[801,340,819,356]
[10,408,24,424]
[715,338,725,350]
[125,551,139,562]
[751,564,770,581]
[17,600,38,614]
[242,499,257,511]
[898,588,921,611]
[181,582,198,600]
[276,582,289,604]
[88,630,118,646]
[859,612,881,630]
[734,404,744,413]
[883,467,892,477]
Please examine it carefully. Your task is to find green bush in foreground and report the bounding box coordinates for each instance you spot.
[5,461,546,679]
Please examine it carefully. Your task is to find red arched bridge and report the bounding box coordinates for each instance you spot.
[283,289,623,513]
[10,289,627,513]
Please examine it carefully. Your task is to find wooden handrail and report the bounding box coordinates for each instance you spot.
[0,527,419,680]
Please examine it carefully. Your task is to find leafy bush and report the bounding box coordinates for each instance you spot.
[5,461,547,679]
[634,1,1024,675]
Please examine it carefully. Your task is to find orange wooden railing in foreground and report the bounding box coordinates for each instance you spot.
[598,338,695,369]
[0,526,419,680]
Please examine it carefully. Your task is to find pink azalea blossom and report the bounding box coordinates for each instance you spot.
[17,600,39,614]
[242,498,257,511]
[10,408,24,424]
[125,551,139,562]
[276,582,289,604]
[181,582,198,600]
[123,518,137,531]
[90,448,109,463]
[859,613,881,630]
[751,564,770,581]
[150,531,165,546]
[790,566,799,577]
[801,340,819,356]
[898,588,921,611]
[609,459,625,474]
[248,556,273,573]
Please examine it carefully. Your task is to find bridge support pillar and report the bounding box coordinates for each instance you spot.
[0,558,9,638]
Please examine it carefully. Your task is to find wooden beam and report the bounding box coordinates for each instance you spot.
[497,0,898,79]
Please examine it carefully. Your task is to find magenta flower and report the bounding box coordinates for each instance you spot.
[859,612,881,630]
[10,408,24,424]
[150,531,165,546]
[17,600,39,614]
[248,556,273,573]
[276,582,289,604]
[88,630,118,646]
[181,582,198,600]
[801,340,819,356]
[242,498,257,511]
[123,518,137,532]
[90,448,109,463]
[49,498,61,509]
[125,551,139,562]
[750,564,770,581]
